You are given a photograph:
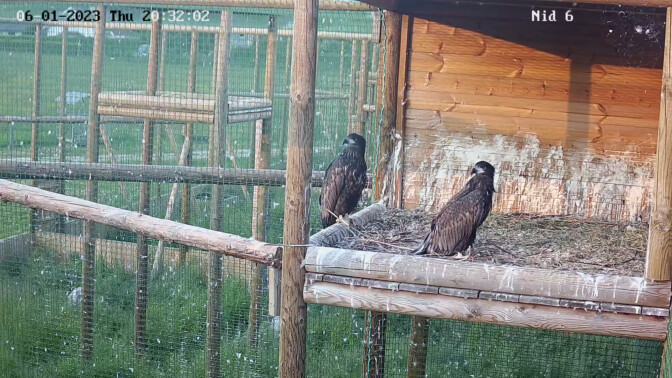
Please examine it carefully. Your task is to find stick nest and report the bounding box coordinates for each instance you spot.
[332,209,647,276]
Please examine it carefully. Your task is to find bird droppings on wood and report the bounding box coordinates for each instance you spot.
[330,208,647,276]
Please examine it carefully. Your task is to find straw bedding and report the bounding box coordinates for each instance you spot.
[331,208,647,276]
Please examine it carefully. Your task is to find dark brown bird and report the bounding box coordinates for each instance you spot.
[413,161,495,258]
[319,133,367,228]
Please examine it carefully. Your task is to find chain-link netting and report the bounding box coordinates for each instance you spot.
[0,1,668,378]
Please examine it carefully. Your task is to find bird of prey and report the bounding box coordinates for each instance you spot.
[413,161,495,258]
[319,133,368,228]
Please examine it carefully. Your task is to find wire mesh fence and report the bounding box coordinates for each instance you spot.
[0,1,668,377]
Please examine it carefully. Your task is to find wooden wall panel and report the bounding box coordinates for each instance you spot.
[402,8,664,221]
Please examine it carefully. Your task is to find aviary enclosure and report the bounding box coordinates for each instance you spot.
[0,0,671,377]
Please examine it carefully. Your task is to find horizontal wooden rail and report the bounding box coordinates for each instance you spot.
[305,248,672,308]
[0,20,374,40]
[0,179,281,267]
[304,281,669,341]
[0,116,144,124]
[0,161,374,188]
[16,0,375,11]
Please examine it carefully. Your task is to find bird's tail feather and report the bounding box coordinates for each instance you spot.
[412,233,431,256]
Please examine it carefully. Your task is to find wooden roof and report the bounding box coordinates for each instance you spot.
[361,0,672,12]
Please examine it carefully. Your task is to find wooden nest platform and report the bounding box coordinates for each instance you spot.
[304,203,671,341]
[98,91,272,124]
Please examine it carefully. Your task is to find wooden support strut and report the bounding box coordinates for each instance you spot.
[82,5,105,361]
[207,11,231,378]
[57,25,67,234]
[647,7,672,281]
[280,0,318,376]
[250,15,279,348]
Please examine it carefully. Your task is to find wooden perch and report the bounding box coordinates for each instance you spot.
[0,179,281,267]
[151,135,191,279]
[304,248,671,308]
[304,281,668,341]
[309,201,386,247]
[0,161,377,188]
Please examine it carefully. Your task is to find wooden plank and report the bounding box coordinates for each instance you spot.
[438,287,479,299]
[82,6,105,360]
[410,51,661,88]
[647,8,672,281]
[407,90,660,121]
[304,282,669,341]
[407,315,429,378]
[304,248,672,308]
[0,179,281,266]
[406,71,660,109]
[280,0,318,375]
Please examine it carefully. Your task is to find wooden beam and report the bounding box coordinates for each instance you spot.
[407,316,429,378]
[29,24,42,235]
[347,41,359,133]
[0,179,281,267]
[0,161,374,188]
[392,15,411,209]
[134,16,161,357]
[57,26,68,231]
[250,15,279,347]
[82,6,105,361]
[180,30,199,264]
[38,0,375,10]
[375,11,402,204]
[304,281,669,341]
[355,40,370,135]
[304,248,671,308]
[647,8,672,281]
[280,0,318,376]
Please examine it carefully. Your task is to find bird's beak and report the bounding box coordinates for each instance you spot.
[471,168,477,175]
[342,138,349,146]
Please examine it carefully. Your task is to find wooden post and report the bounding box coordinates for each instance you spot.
[134,17,160,357]
[249,16,278,348]
[407,317,429,378]
[82,5,105,361]
[57,26,68,227]
[180,30,199,263]
[280,0,318,376]
[648,8,672,281]
[29,24,42,235]
[355,40,370,136]
[362,13,402,378]
[284,36,292,91]
[207,11,231,378]
[338,41,345,89]
[393,15,412,211]
[155,30,167,202]
[253,34,261,92]
[347,41,359,134]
